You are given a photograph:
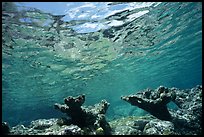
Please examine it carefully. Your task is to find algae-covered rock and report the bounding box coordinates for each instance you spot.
[7,85,202,135]
[121,85,202,135]
[121,86,176,120]
[143,119,175,135]
[54,94,111,135]
[9,118,84,135]
[56,117,72,126]
[113,125,142,135]
[170,85,202,135]
[133,119,149,131]
[109,115,153,135]
[10,124,31,135]
[58,124,83,135]
[95,127,104,135]
[30,118,57,130]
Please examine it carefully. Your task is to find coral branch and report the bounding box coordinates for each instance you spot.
[121,86,176,121]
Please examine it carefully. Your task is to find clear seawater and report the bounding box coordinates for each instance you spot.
[2,2,202,127]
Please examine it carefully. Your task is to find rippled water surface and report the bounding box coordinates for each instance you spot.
[2,2,202,126]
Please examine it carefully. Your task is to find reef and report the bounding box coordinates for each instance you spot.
[121,85,202,135]
[4,85,202,135]
[54,94,111,135]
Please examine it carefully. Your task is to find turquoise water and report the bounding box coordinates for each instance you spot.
[2,2,202,126]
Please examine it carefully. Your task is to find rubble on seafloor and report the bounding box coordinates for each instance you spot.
[3,85,202,135]
[8,118,84,135]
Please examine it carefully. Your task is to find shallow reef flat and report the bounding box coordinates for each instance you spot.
[2,85,202,135]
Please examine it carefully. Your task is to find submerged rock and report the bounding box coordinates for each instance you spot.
[9,118,84,135]
[121,86,176,120]
[133,119,150,131]
[56,117,72,126]
[95,127,104,135]
[30,118,57,130]
[109,115,153,135]
[170,85,202,135]
[54,94,111,135]
[10,124,31,135]
[58,124,83,135]
[7,85,202,135]
[121,85,202,135]
[143,119,174,135]
[114,125,142,135]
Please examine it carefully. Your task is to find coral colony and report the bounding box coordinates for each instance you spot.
[3,85,202,135]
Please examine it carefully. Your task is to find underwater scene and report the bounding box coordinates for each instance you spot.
[2,2,202,135]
